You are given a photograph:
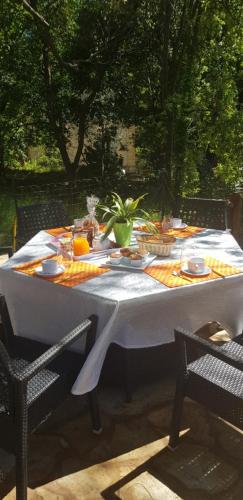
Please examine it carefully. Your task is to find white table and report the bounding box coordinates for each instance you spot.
[1,229,243,395]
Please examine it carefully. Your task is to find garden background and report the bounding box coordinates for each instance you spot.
[0,0,242,245]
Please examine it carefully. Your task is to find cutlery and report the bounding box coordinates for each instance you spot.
[172,270,193,283]
[211,268,225,278]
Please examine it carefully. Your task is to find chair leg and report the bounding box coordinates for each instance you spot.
[15,389,28,500]
[88,388,102,434]
[168,381,185,451]
[123,349,133,403]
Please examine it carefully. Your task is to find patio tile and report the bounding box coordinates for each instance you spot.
[117,471,182,499]
[1,379,243,499]
[212,418,243,460]
[151,443,239,496]
[223,480,243,500]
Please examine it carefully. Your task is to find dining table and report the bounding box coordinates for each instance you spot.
[1,226,243,396]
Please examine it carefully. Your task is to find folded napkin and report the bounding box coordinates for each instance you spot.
[135,223,204,239]
[14,256,109,287]
[144,257,243,288]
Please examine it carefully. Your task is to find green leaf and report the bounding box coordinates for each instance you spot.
[101,215,118,240]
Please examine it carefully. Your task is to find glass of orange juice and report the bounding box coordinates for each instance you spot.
[73,233,90,257]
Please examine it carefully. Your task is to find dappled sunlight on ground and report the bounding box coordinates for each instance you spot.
[1,374,243,499]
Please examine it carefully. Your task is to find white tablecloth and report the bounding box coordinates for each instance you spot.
[1,229,243,395]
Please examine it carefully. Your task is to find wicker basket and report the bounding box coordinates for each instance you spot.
[136,234,176,256]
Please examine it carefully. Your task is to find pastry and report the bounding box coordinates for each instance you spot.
[120,248,131,257]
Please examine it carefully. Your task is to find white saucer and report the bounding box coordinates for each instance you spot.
[172,223,188,230]
[35,265,65,277]
[181,266,211,277]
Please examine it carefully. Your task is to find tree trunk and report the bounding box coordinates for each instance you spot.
[42,45,75,176]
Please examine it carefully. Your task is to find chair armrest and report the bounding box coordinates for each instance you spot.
[175,329,243,371]
[15,318,92,383]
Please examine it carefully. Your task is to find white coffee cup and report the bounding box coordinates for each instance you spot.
[172,218,182,228]
[188,257,205,274]
[42,259,58,274]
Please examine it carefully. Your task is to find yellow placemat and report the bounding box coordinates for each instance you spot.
[13,254,55,269]
[165,226,205,238]
[144,257,243,288]
[14,256,109,287]
[45,226,72,237]
[46,223,106,238]
[136,223,204,239]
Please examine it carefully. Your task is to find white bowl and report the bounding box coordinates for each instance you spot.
[129,258,144,267]
[109,255,122,265]
[122,256,131,264]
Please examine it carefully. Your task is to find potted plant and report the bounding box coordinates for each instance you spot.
[99,192,155,247]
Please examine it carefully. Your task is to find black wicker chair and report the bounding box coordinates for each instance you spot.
[0,249,13,341]
[0,247,13,258]
[169,328,243,450]
[0,294,101,500]
[173,197,230,230]
[15,200,71,250]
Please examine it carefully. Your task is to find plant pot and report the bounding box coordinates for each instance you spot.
[113,221,133,247]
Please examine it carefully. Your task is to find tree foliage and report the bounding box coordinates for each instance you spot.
[109,0,242,205]
[0,0,242,200]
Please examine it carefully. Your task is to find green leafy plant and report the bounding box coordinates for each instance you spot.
[99,192,156,240]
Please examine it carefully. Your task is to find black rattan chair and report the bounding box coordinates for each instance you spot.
[15,200,71,249]
[173,197,230,230]
[0,247,13,258]
[0,294,101,500]
[169,328,243,450]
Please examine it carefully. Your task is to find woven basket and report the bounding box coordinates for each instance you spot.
[136,234,176,256]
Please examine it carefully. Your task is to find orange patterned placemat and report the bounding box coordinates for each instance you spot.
[144,257,243,288]
[136,222,204,239]
[165,226,205,238]
[46,223,106,238]
[46,226,72,237]
[14,256,109,287]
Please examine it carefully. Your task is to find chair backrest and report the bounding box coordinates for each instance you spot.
[174,197,229,230]
[0,294,14,351]
[0,340,14,414]
[0,295,17,415]
[0,298,13,415]
[16,200,71,249]
[14,179,96,221]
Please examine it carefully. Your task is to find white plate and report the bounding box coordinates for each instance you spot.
[181,266,211,277]
[105,254,156,271]
[35,265,65,277]
[172,223,188,230]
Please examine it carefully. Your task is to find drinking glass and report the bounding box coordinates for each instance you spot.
[58,237,73,266]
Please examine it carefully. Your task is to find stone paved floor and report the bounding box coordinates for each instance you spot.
[1,373,243,500]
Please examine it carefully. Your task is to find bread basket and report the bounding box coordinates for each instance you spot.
[136,234,176,256]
